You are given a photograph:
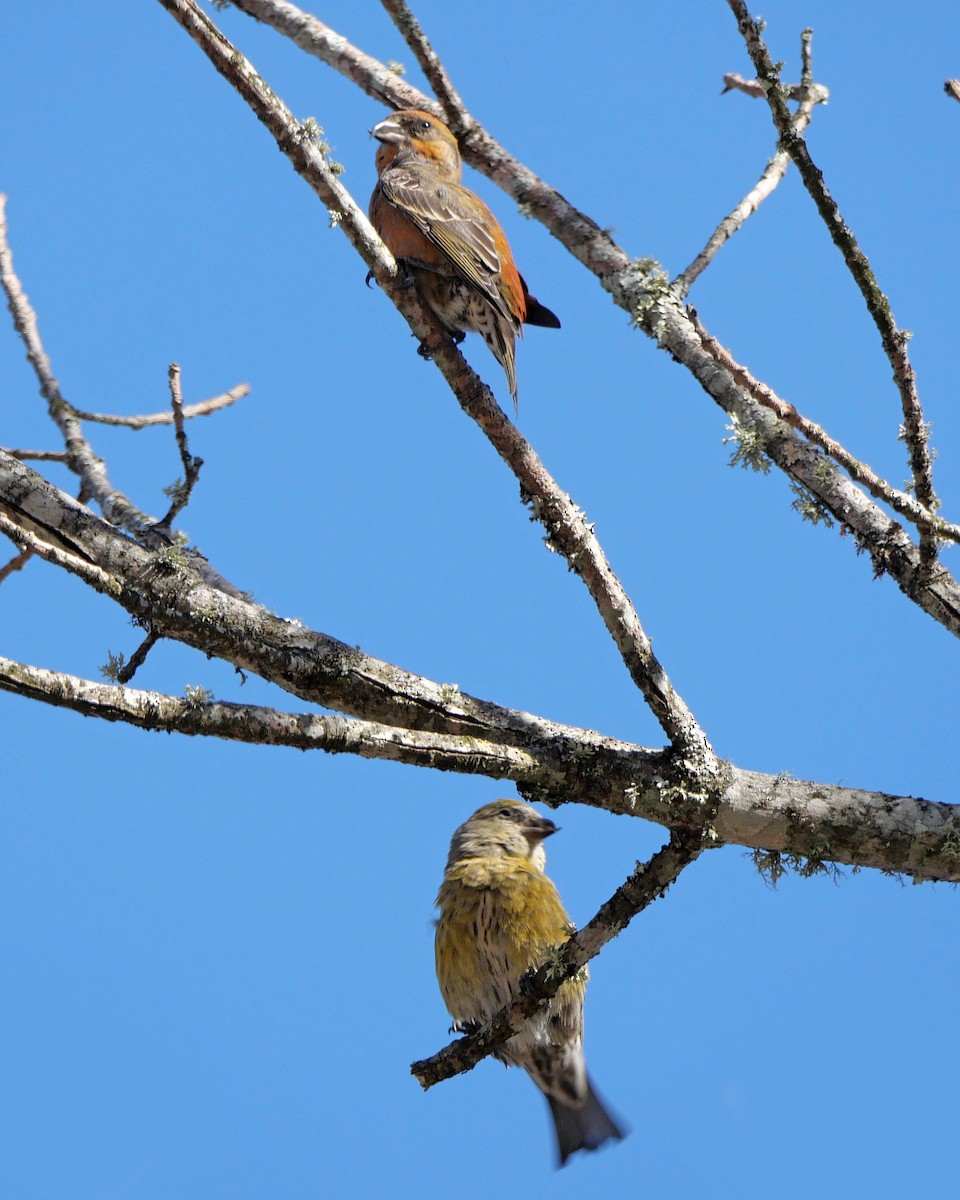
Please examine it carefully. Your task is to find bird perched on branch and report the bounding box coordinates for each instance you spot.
[434,799,625,1166]
[369,110,560,407]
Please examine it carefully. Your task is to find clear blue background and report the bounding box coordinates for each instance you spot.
[2,2,958,1197]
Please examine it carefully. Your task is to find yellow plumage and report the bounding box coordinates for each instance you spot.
[434,799,625,1165]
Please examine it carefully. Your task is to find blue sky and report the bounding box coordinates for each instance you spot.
[2,2,959,1197]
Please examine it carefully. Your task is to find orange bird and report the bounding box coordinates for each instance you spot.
[369,110,560,407]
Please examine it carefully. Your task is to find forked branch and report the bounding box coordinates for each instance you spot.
[725,0,939,565]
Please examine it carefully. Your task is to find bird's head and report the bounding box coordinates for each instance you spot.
[446,799,558,871]
[371,109,462,179]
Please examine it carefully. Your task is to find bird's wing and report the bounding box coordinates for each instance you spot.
[378,168,514,323]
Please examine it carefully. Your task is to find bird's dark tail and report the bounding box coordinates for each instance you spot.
[545,1075,626,1167]
[518,273,561,329]
[524,295,561,328]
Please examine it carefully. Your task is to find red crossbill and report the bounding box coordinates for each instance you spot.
[434,799,625,1166]
[369,110,560,407]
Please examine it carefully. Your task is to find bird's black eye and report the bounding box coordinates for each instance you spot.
[419,120,432,132]
[497,806,515,819]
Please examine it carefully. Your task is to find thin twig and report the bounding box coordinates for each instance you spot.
[115,629,161,684]
[675,151,793,294]
[0,447,70,463]
[799,27,814,86]
[70,383,249,429]
[158,362,204,527]
[0,548,33,583]
[690,310,960,543]
[411,830,707,1089]
[1,199,248,596]
[677,31,828,293]
[0,195,157,536]
[157,0,718,762]
[379,0,469,127]
[720,74,827,102]
[725,2,939,568]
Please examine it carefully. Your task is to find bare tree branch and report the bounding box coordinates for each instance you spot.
[0,505,121,597]
[1,196,256,600]
[633,293,960,636]
[720,75,828,103]
[379,0,468,126]
[4,9,958,1163]
[3,453,959,882]
[691,310,960,543]
[0,547,32,582]
[0,655,539,775]
[677,31,829,294]
[0,447,70,462]
[113,629,161,685]
[725,2,939,567]
[1,446,655,758]
[69,383,249,429]
[0,195,157,537]
[157,362,204,528]
[232,0,434,111]
[799,26,814,86]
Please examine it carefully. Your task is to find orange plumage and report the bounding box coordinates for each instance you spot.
[369,110,560,406]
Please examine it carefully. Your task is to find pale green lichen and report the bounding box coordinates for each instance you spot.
[790,483,835,527]
[723,414,771,474]
[155,543,191,574]
[751,847,844,887]
[302,117,344,174]
[100,650,126,683]
[630,260,673,338]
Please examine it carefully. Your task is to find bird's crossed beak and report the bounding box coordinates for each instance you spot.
[523,814,559,843]
[370,116,403,144]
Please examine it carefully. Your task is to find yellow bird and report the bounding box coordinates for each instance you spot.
[434,799,625,1165]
